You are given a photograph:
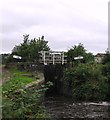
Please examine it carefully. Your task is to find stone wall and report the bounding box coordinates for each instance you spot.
[44,64,65,95]
[5,62,44,73]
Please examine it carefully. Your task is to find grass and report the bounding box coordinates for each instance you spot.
[2,67,50,118]
[2,68,35,92]
[2,68,36,118]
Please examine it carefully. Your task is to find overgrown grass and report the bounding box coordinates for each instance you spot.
[64,63,109,101]
[2,68,51,118]
[2,68,35,91]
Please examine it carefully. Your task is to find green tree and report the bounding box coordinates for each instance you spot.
[67,43,94,65]
[102,51,110,64]
[29,36,50,62]
[11,34,30,62]
[8,34,50,63]
[0,54,10,64]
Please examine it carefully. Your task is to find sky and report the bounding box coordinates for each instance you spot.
[0,0,109,54]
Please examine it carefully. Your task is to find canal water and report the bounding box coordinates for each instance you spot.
[43,95,110,119]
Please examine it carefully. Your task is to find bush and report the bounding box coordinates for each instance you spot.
[2,81,53,118]
[2,68,53,118]
[102,63,110,101]
[102,64,110,77]
[64,63,108,101]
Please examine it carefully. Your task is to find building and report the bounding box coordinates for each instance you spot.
[94,53,105,63]
[39,51,67,65]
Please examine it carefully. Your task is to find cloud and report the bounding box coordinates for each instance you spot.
[0,0,109,54]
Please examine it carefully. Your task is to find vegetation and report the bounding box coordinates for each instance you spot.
[2,68,34,91]
[63,46,110,101]
[102,52,110,101]
[1,34,110,118]
[64,62,109,101]
[2,68,52,118]
[102,52,110,64]
[0,54,10,65]
[67,43,94,65]
[6,34,50,63]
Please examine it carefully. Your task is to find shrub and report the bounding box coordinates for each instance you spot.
[2,81,53,118]
[64,63,108,101]
[2,68,53,118]
[102,63,110,101]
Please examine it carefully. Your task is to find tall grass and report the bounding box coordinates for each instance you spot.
[2,68,35,91]
[2,68,51,118]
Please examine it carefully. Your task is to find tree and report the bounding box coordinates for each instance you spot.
[9,34,50,62]
[102,51,110,64]
[11,34,31,62]
[67,43,94,65]
[1,54,10,64]
[29,36,50,62]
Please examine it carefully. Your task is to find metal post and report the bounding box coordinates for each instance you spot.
[53,53,55,65]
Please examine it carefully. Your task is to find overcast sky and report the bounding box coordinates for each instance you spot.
[0,0,109,54]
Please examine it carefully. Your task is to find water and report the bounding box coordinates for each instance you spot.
[43,95,110,118]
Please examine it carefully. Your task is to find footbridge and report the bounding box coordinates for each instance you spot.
[39,51,67,65]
